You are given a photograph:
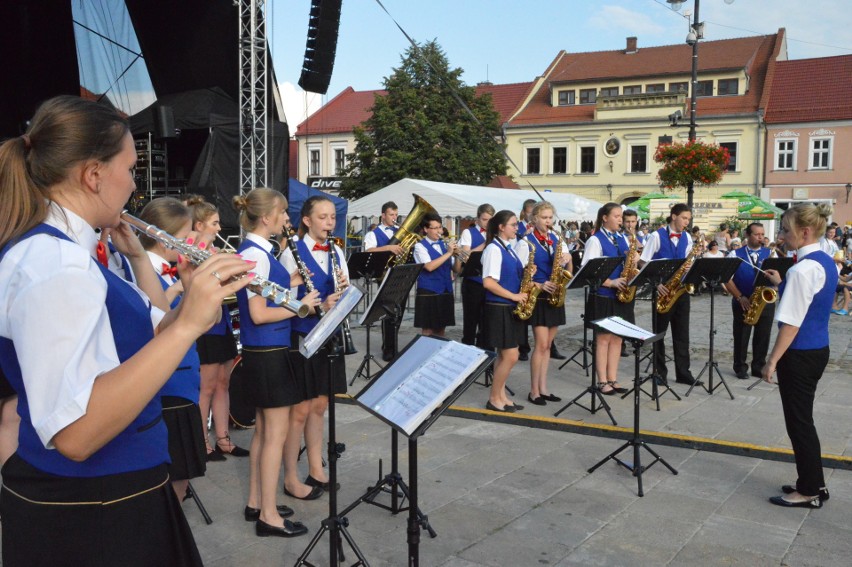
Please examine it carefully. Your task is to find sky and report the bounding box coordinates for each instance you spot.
[269,0,852,128]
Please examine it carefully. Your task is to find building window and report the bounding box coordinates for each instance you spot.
[717,78,738,96]
[579,146,596,174]
[623,85,642,95]
[557,90,575,106]
[719,142,737,171]
[526,147,541,175]
[333,148,346,175]
[646,83,666,93]
[775,140,796,170]
[695,80,714,97]
[599,87,619,97]
[810,138,832,169]
[579,89,596,104]
[552,147,568,174]
[309,148,321,176]
[630,145,648,173]
[669,81,689,93]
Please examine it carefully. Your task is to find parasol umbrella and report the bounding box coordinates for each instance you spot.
[630,192,683,219]
[720,191,783,220]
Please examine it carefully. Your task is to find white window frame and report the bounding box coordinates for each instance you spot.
[551,145,569,175]
[577,145,597,174]
[627,143,649,174]
[524,145,543,175]
[331,143,347,176]
[774,138,797,171]
[809,136,833,170]
[308,144,322,177]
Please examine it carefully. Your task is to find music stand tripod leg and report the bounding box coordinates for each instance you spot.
[553,325,617,425]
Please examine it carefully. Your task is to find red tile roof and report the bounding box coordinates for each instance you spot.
[764,55,852,123]
[487,175,520,189]
[509,31,785,127]
[295,82,533,136]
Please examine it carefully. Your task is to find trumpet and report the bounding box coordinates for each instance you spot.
[442,237,470,263]
[120,211,309,317]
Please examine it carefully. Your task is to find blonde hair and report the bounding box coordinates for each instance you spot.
[783,202,832,237]
[232,187,286,232]
[138,198,191,250]
[186,195,218,227]
[531,201,555,222]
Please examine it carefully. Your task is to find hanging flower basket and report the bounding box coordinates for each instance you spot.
[654,141,730,191]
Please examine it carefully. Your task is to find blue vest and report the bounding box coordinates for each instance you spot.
[236,239,292,348]
[518,221,528,238]
[525,231,559,284]
[780,251,837,350]
[465,226,486,284]
[371,225,396,247]
[107,241,133,283]
[417,240,453,293]
[651,226,690,260]
[732,246,770,297]
[156,276,201,403]
[593,230,629,299]
[292,239,338,336]
[0,224,169,477]
[484,241,523,304]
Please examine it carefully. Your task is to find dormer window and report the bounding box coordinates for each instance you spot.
[600,87,619,97]
[623,85,642,95]
[646,83,666,93]
[695,80,713,97]
[557,90,575,106]
[579,89,597,104]
[717,78,738,96]
[669,81,689,93]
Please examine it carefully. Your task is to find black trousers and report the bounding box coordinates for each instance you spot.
[777,347,829,496]
[731,300,775,376]
[461,278,486,346]
[653,294,692,381]
[380,295,408,357]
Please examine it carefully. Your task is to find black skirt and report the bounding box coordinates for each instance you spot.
[589,294,634,328]
[161,396,206,482]
[290,335,347,399]
[196,333,238,365]
[482,302,525,350]
[239,348,300,408]
[0,455,202,567]
[414,290,456,329]
[529,293,566,327]
[0,368,15,399]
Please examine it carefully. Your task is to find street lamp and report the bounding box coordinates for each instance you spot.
[846,182,851,203]
[607,183,613,200]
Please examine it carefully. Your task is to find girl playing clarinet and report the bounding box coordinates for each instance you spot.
[413,212,460,337]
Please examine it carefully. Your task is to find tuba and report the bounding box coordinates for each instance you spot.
[656,235,704,314]
[547,231,572,307]
[743,286,777,325]
[513,240,541,320]
[384,194,438,274]
[617,232,640,303]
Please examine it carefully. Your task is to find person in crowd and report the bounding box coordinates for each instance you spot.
[638,203,702,387]
[186,197,245,461]
[761,203,836,508]
[819,225,840,257]
[714,223,731,255]
[481,210,529,412]
[831,250,852,315]
[459,204,494,346]
[413,212,459,337]
[704,240,725,258]
[517,199,537,240]
[0,95,255,564]
[234,188,319,538]
[723,223,775,380]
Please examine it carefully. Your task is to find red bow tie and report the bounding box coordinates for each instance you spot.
[479,227,486,233]
[792,253,797,263]
[313,243,331,252]
[95,241,109,268]
[670,232,682,239]
[161,263,178,277]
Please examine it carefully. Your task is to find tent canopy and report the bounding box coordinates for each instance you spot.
[288,179,348,238]
[347,179,603,221]
[720,191,783,220]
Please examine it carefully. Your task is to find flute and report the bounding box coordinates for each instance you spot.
[120,211,310,317]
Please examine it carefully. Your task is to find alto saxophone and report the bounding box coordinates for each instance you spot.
[513,240,541,320]
[655,235,704,314]
[617,232,640,303]
[547,231,573,307]
[743,286,777,325]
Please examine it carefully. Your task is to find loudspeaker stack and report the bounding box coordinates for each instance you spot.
[298,0,342,95]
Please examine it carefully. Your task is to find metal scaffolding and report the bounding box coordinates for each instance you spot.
[238,0,268,194]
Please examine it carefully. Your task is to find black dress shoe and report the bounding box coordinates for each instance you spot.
[527,393,547,406]
[769,494,822,508]
[382,350,394,362]
[244,505,295,522]
[305,475,340,492]
[676,377,703,386]
[549,347,566,360]
[485,401,515,413]
[783,485,829,501]
[215,440,250,458]
[597,383,616,396]
[507,403,524,411]
[609,382,629,394]
[256,518,309,537]
[206,449,226,462]
[518,352,529,361]
[751,371,764,379]
[283,485,324,500]
[540,393,562,402]
[734,371,749,380]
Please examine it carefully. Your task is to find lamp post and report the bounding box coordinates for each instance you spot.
[846,182,851,204]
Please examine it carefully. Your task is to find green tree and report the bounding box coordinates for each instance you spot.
[340,40,507,199]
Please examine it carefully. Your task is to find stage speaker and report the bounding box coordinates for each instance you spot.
[298,0,342,95]
[153,105,176,139]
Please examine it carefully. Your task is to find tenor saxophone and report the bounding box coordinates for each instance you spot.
[617,232,640,303]
[513,240,541,320]
[743,286,777,325]
[655,235,704,314]
[547,231,573,307]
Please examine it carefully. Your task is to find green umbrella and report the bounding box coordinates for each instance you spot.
[720,191,783,220]
[630,192,683,220]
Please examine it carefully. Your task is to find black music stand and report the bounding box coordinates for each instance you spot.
[348,251,396,385]
[459,251,495,388]
[682,257,742,399]
[619,259,685,410]
[587,317,676,496]
[553,257,622,424]
[295,286,368,567]
[747,257,795,391]
[350,335,495,567]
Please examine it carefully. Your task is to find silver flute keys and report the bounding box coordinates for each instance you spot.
[120,211,309,318]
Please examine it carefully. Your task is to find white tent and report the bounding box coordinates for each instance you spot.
[347,178,604,221]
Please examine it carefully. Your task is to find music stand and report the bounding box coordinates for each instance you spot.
[681,257,742,399]
[587,317,676,496]
[295,285,368,567]
[619,259,685,410]
[747,257,794,391]
[553,257,622,424]
[349,335,495,567]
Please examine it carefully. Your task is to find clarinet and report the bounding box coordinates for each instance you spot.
[120,211,309,318]
[285,228,325,317]
[329,233,358,355]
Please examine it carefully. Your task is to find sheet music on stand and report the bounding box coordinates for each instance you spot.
[348,250,393,279]
[301,284,365,358]
[357,263,422,327]
[754,257,795,287]
[592,316,657,343]
[355,337,491,436]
